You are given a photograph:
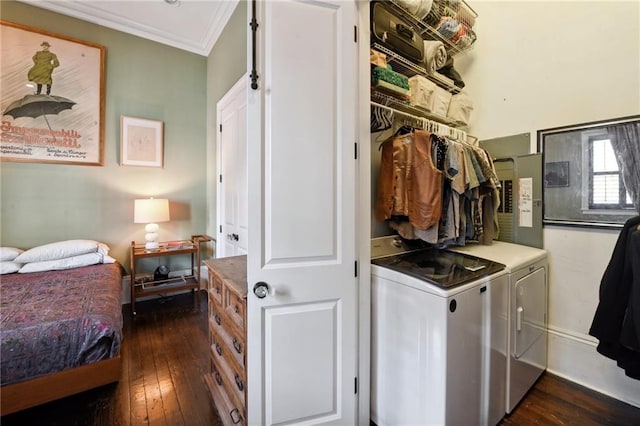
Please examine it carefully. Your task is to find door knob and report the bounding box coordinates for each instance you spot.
[253,282,269,299]
[232,233,239,241]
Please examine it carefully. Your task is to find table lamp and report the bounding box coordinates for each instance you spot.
[134,198,170,250]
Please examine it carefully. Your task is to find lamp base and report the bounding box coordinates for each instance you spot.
[144,223,160,250]
[145,241,160,250]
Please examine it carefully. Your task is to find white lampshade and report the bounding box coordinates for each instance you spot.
[134,198,170,249]
[134,198,170,224]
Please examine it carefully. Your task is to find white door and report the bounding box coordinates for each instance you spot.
[246,0,359,425]
[217,75,248,257]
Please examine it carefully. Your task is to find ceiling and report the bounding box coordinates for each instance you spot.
[18,0,239,56]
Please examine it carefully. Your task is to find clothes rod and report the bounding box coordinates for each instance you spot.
[371,101,467,142]
[371,101,423,123]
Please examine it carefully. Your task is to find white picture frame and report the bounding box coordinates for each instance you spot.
[120,115,163,168]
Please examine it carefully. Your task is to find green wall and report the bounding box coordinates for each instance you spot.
[0,1,208,270]
[205,0,248,244]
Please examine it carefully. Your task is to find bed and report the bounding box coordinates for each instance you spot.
[0,262,123,415]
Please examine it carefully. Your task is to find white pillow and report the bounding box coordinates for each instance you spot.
[1,261,22,274]
[18,252,105,274]
[0,247,24,262]
[14,240,109,264]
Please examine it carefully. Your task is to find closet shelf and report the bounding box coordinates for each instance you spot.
[372,43,461,94]
[371,89,460,128]
[387,0,478,57]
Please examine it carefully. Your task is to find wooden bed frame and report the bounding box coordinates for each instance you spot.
[0,354,121,416]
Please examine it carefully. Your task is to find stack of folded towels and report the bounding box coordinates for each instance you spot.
[372,65,411,100]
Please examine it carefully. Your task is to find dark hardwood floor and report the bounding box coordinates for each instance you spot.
[2,290,639,425]
[499,374,640,425]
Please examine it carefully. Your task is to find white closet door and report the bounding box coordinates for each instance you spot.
[246,0,359,425]
[217,76,248,258]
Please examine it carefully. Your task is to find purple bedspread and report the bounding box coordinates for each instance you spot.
[0,263,123,386]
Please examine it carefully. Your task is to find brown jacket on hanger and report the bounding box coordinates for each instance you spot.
[376,130,443,230]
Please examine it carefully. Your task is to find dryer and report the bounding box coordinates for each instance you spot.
[448,241,548,414]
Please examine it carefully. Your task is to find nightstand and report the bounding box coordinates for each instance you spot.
[129,235,213,315]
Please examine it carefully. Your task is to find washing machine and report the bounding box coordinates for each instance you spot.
[370,236,508,426]
[448,241,548,414]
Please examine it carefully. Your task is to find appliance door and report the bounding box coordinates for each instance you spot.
[514,267,546,358]
[509,266,547,412]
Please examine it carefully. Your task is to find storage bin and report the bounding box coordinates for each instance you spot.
[431,85,452,118]
[447,91,474,126]
[408,75,438,111]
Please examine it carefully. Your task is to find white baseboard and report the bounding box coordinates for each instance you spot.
[547,325,640,408]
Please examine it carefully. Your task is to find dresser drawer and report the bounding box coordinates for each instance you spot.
[218,322,246,369]
[204,366,245,426]
[208,289,223,320]
[210,330,243,372]
[225,287,246,331]
[209,301,226,335]
[211,338,246,407]
[208,270,223,305]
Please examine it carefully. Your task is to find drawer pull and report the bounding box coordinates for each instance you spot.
[215,314,221,326]
[234,304,239,314]
[234,372,245,392]
[215,343,223,356]
[214,371,223,386]
[230,408,243,424]
[232,337,243,354]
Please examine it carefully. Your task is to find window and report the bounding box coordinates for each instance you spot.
[588,136,633,210]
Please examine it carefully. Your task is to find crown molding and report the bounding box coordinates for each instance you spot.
[18,0,239,56]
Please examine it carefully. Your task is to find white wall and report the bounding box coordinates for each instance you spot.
[457,1,640,406]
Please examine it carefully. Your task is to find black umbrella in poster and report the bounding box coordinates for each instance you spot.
[2,94,76,139]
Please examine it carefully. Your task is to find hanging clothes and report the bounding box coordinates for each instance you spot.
[589,215,640,380]
[375,127,500,248]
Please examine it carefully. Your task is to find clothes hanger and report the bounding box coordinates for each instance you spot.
[394,122,415,136]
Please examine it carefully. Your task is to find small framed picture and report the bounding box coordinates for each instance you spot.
[544,161,569,188]
[120,115,163,167]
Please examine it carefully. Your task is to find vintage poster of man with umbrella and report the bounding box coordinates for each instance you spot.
[0,21,105,165]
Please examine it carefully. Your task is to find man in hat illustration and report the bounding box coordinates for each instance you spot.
[28,41,60,95]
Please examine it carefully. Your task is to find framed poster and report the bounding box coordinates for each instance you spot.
[0,21,105,166]
[120,116,164,168]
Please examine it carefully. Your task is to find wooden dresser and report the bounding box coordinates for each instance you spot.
[203,255,248,425]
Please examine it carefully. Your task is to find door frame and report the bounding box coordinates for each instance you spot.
[356,2,371,423]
